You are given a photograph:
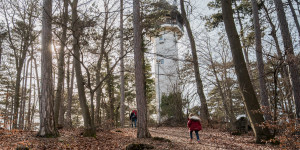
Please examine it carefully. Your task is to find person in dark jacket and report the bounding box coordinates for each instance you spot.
[187,113,202,143]
[130,110,137,128]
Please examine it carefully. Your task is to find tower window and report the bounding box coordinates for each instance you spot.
[159,36,163,40]
[159,35,164,44]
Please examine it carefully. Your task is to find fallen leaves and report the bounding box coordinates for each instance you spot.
[0,127,283,149]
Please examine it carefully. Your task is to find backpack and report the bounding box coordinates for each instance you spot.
[132,110,137,118]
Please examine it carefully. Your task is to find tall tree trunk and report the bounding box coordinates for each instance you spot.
[4,87,9,128]
[273,68,279,136]
[287,0,300,38]
[26,56,33,130]
[0,35,3,66]
[221,0,272,143]
[13,65,23,129]
[133,0,151,138]
[71,0,95,137]
[233,1,252,79]
[19,60,28,130]
[30,79,36,128]
[262,2,294,117]
[38,0,58,137]
[119,0,125,128]
[251,0,272,121]
[274,0,300,121]
[30,57,40,128]
[95,63,102,126]
[66,52,74,128]
[95,6,108,125]
[54,0,68,128]
[180,0,210,124]
[105,52,115,124]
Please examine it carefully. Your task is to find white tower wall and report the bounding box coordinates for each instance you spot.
[154,30,179,96]
[153,24,183,123]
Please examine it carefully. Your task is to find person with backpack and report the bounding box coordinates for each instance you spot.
[187,113,202,143]
[130,110,137,128]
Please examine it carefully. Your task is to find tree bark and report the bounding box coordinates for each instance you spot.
[12,49,27,129]
[0,33,3,66]
[66,52,74,128]
[133,0,151,138]
[251,0,272,121]
[119,0,125,128]
[180,0,210,124]
[233,1,252,79]
[19,60,29,130]
[274,0,300,122]
[105,52,115,124]
[71,0,95,137]
[221,0,272,143]
[54,0,68,128]
[38,0,58,137]
[95,5,108,125]
[26,56,33,130]
[31,57,40,127]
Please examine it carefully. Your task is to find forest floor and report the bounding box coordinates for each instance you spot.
[0,127,282,150]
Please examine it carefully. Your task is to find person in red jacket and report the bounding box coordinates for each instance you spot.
[130,110,137,128]
[187,113,202,143]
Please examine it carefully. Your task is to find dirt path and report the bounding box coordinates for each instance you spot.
[119,127,280,150]
[0,127,281,149]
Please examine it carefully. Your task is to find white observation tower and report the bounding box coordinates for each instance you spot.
[150,0,184,123]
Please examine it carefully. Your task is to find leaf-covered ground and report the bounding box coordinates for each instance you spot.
[0,127,281,149]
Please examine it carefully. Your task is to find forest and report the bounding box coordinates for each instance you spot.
[0,0,299,149]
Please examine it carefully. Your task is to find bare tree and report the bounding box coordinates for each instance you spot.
[274,0,300,121]
[207,48,236,130]
[180,0,210,124]
[38,0,58,137]
[54,0,68,128]
[65,52,74,128]
[251,0,272,121]
[261,1,294,117]
[119,0,125,127]
[0,27,5,66]
[26,53,33,130]
[71,0,95,136]
[133,0,151,138]
[221,0,272,143]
